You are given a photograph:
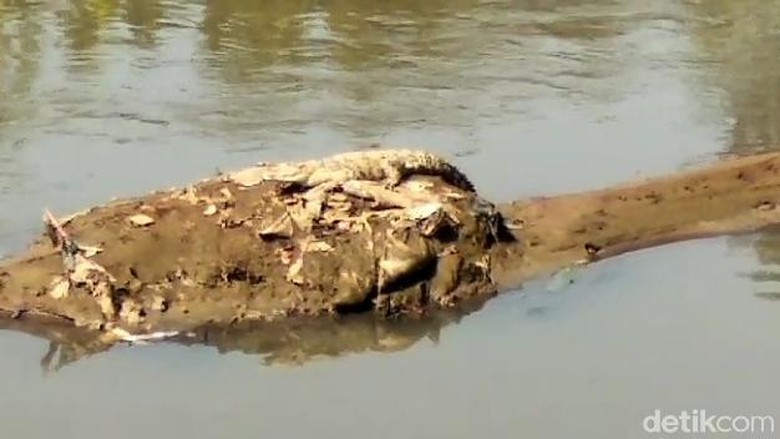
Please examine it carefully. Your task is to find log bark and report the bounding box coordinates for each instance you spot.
[491,151,780,289]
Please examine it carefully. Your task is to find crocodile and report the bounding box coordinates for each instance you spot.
[228,149,476,193]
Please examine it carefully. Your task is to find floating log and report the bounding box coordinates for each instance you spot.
[3,148,780,363]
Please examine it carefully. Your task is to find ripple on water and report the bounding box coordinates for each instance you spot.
[0,0,779,436]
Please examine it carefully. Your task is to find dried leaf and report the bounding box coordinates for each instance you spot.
[78,245,103,258]
[172,186,200,205]
[330,200,353,212]
[230,169,261,186]
[286,256,304,285]
[288,204,318,232]
[306,241,334,252]
[274,247,296,265]
[119,300,145,326]
[328,193,349,203]
[406,202,443,220]
[203,204,218,216]
[128,214,155,227]
[417,208,459,237]
[70,255,115,283]
[150,296,169,312]
[48,277,70,299]
[258,213,295,239]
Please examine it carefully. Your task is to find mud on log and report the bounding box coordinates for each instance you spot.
[492,151,780,287]
[0,149,504,341]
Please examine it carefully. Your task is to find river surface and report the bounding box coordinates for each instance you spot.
[2,0,780,437]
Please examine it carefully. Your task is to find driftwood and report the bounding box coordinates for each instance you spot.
[4,148,780,368]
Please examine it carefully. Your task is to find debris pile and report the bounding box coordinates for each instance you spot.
[0,149,510,339]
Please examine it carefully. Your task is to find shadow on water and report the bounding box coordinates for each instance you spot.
[0,301,486,372]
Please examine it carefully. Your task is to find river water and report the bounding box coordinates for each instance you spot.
[2,0,780,437]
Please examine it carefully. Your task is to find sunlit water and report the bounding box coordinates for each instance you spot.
[2,0,780,437]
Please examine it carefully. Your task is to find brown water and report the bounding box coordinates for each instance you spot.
[2,0,780,437]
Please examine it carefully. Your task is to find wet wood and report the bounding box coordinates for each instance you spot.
[492,151,780,288]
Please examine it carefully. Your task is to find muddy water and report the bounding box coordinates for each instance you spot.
[2,0,780,437]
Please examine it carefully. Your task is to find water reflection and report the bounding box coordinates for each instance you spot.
[688,0,780,290]
[688,0,780,155]
[201,0,313,76]
[124,0,163,48]
[3,1,780,436]
[0,304,483,372]
[734,233,780,300]
[56,0,116,53]
[0,1,42,127]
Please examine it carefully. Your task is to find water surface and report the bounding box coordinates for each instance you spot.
[2,0,780,437]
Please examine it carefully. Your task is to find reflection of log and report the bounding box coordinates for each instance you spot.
[0,303,485,371]
[0,310,115,373]
[5,149,780,367]
[177,304,483,367]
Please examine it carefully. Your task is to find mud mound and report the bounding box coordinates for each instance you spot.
[0,150,508,342]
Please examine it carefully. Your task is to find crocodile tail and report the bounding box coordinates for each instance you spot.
[445,163,476,192]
